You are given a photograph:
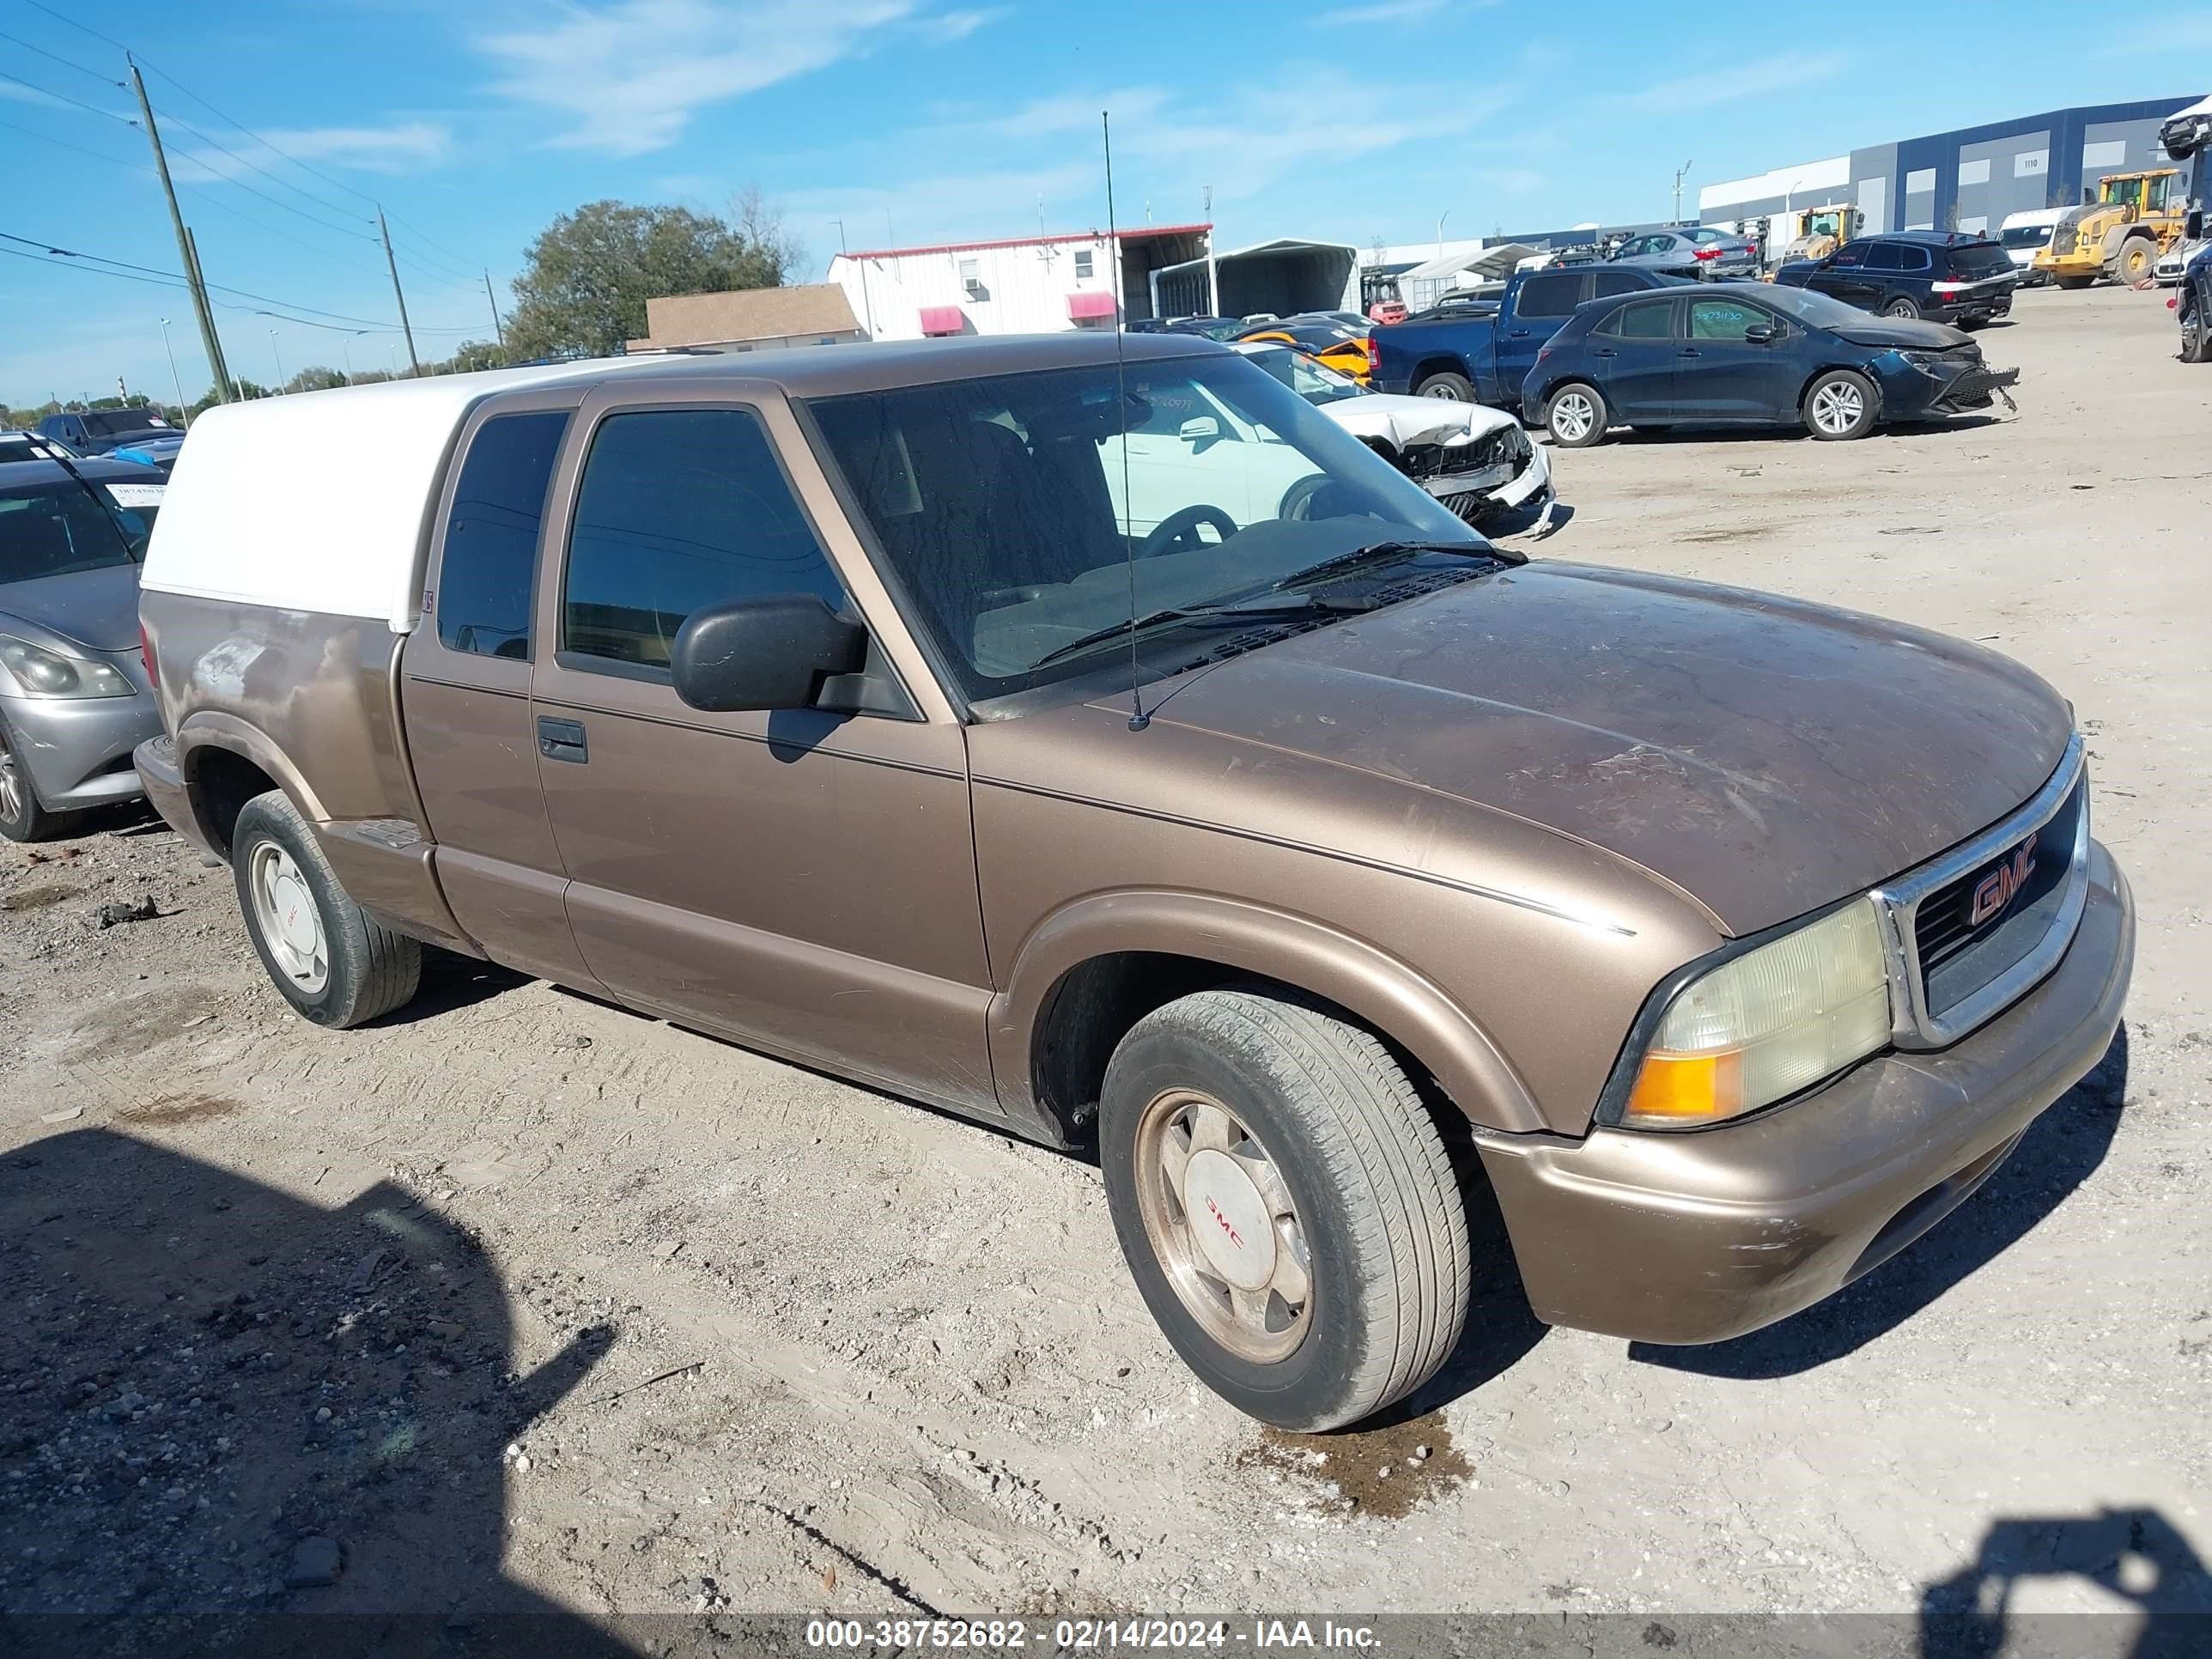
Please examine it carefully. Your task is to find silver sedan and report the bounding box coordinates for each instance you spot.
[1608,227,1762,280]
[0,457,167,841]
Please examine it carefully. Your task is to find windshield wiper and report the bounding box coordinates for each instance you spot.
[1030,594,1373,671]
[1268,538,1519,593]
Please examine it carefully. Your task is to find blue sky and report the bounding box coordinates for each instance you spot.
[3,0,2203,406]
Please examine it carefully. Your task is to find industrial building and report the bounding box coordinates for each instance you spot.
[1698,96,2206,245]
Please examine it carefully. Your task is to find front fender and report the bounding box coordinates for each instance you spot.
[987,888,1545,1134]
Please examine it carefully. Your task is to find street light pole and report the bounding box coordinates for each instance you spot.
[270,331,285,394]
[157,319,188,428]
[1436,210,1450,261]
[1672,161,1694,225]
[341,337,356,382]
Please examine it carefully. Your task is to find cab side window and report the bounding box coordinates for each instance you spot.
[562,408,847,671]
[1865,243,1907,271]
[436,411,569,659]
[1590,270,1644,299]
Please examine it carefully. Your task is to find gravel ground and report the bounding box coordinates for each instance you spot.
[2,283,2206,1652]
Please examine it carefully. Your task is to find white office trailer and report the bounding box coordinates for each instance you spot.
[825,225,1212,341]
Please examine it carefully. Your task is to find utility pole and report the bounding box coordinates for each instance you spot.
[377,207,420,375]
[1672,160,1694,226]
[482,271,506,352]
[130,58,233,404]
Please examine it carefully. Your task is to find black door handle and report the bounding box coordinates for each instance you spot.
[1509,328,1530,337]
[537,716,588,764]
[1593,348,1617,358]
[1678,349,1701,357]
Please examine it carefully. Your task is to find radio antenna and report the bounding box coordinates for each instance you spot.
[1103,108,1148,732]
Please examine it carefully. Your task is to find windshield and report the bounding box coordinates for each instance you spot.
[2000,222,2056,250]
[1753,284,1890,327]
[1239,345,1367,406]
[76,410,170,438]
[0,481,142,581]
[1684,227,1727,245]
[1948,241,2014,277]
[807,354,1480,702]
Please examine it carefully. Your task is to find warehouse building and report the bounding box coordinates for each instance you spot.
[1699,96,2205,244]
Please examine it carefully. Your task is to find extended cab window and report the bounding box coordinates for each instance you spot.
[562,408,846,671]
[1590,270,1644,299]
[1516,273,1580,318]
[437,410,568,659]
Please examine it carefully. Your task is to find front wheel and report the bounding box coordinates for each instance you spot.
[0,717,77,843]
[232,790,422,1028]
[1545,382,1609,447]
[1803,369,1878,440]
[1100,988,1471,1431]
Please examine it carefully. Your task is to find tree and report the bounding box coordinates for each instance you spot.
[285,367,348,395]
[443,340,506,375]
[504,192,799,361]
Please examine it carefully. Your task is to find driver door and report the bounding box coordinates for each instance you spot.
[526,385,1000,1118]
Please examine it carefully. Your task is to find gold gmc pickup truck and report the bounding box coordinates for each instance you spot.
[133,335,2131,1431]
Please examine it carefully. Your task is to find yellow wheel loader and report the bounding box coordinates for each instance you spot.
[2033,169,2185,289]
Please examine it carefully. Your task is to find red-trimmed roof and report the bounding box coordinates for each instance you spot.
[842,223,1211,262]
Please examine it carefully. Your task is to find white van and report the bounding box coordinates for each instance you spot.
[1999,209,2068,285]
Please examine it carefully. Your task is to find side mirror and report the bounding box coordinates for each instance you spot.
[1179,416,1221,443]
[1741,323,1778,344]
[670,594,867,713]
[2189,209,2206,240]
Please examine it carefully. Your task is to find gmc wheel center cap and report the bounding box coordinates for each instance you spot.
[1183,1149,1278,1291]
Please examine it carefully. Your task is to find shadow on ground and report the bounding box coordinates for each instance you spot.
[1632,1025,2129,1381]
[1921,1506,2212,1657]
[0,1128,635,1658]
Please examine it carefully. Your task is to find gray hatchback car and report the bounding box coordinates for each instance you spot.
[0,457,167,840]
[1609,227,1761,279]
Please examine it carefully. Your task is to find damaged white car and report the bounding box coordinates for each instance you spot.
[1234,342,1553,526]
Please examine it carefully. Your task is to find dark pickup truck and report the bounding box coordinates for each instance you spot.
[1370,264,1684,405]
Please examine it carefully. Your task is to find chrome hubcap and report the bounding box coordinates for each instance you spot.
[1812,382,1863,434]
[249,842,328,994]
[1419,380,1464,400]
[1133,1090,1312,1364]
[1552,392,1594,441]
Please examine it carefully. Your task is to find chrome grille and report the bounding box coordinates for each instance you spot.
[1871,735,2090,1048]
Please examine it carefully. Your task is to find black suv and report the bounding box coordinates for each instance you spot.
[1773,230,2018,325]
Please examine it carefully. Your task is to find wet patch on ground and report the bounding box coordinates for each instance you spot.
[65,987,223,1066]
[1236,1414,1472,1521]
[118,1094,244,1127]
[0,884,78,912]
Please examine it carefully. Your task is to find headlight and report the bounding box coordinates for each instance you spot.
[1620,897,1891,1130]
[0,637,136,700]
[1899,350,1945,371]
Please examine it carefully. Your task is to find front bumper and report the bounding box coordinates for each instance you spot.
[1425,436,1553,520]
[1873,353,2021,417]
[1479,839,2132,1346]
[0,683,161,811]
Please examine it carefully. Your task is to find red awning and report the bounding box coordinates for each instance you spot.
[1066,290,1118,320]
[919,305,964,336]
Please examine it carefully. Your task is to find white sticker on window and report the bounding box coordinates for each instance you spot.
[104,484,166,507]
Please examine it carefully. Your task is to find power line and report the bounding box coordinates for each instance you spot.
[150,108,378,240]
[0,27,122,86]
[176,183,389,278]
[143,63,385,213]
[21,0,131,53]
[0,68,136,125]
[0,113,144,171]
[382,209,485,276]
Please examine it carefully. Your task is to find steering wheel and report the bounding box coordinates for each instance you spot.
[1139,503,1239,559]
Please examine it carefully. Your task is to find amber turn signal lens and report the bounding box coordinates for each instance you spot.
[1623,1051,1744,1124]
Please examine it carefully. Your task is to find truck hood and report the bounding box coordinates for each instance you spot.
[0,564,143,653]
[1322,393,1520,449]
[1122,562,2073,936]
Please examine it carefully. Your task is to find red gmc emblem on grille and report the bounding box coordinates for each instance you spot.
[1969,832,2037,927]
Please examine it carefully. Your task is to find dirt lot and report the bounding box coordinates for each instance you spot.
[3,284,2207,1647]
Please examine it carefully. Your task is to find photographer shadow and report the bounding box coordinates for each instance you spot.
[0,1127,634,1658]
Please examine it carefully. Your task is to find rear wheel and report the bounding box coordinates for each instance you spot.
[1882,296,1921,320]
[1545,382,1609,447]
[232,790,421,1028]
[0,718,76,843]
[1099,988,1470,1431]
[1414,370,1474,401]
[1803,369,1878,440]
[2054,273,2095,291]
[2182,302,2210,364]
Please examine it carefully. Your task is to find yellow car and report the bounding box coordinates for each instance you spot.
[1235,319,1371,384]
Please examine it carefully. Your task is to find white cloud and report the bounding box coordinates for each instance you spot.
[1,80,135,122]
[477,0,922,156]
[169,121,451,192]
[1620,50,1850,112]
[1313,0,1494,25]
[909,5,1010,40]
